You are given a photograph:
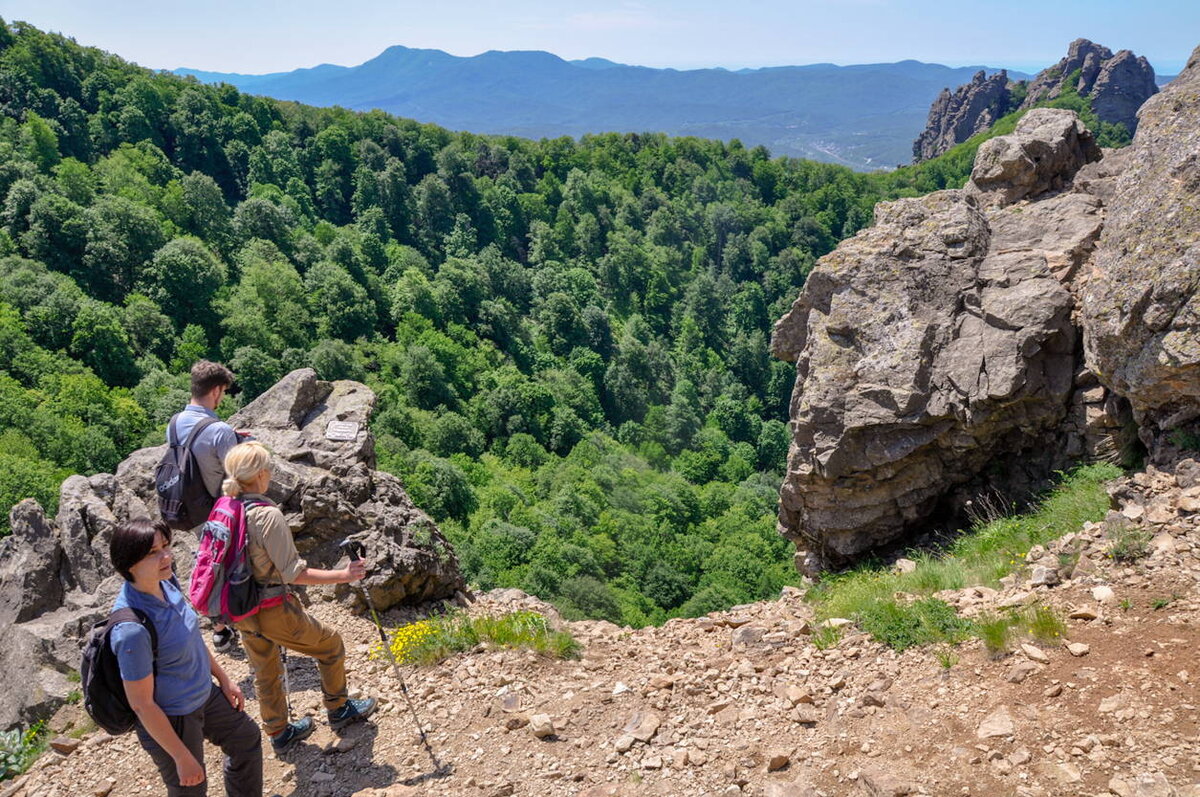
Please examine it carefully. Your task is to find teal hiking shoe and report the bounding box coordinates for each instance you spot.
[328,697,378,730]
[270,716,315,753]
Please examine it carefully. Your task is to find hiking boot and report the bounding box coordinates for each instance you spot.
[212,626,237,653]
[270,717,314,753]
[327,697,378,730]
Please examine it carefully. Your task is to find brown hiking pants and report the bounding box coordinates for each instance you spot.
[235,596,348,735]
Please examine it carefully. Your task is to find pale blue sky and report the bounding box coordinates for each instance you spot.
[0,0,1194,75]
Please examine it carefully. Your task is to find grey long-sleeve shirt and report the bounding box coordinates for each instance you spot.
[168,405,240,498]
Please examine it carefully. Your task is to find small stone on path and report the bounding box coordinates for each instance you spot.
[976,706,1015,739]
[529,713,555,739]
[622,710,662,743]
[1021,643,1050,664]
[49,737,80,755]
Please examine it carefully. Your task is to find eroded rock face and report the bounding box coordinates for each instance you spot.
[913,70,1012,163]
[0,368,464,729]
[1021,39,1117,109]
[1089,50,1160,133]
[773,109,1122,572]
[1021,40,1158,138]
[0,501,63,626]
[913,38,1157,163]
[1083,45,1200,440]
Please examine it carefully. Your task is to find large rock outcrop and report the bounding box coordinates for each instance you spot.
[913,39,1157,162]
[774,109,1127,572]
[967,109,1101,206]
[1019,39,1158,137]
[0,369,465,730]
[913,70,1012,163]
[1083,45,1200,440]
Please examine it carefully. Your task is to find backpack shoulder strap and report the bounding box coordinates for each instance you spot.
[238,500,289,596]
[182,416,220,451]
[166,414,181,447]
[108,606,159,672]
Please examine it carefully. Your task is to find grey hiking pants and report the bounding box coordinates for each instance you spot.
[134,683,263,797]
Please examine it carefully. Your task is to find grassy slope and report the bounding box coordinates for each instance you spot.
[806,463,1122,649]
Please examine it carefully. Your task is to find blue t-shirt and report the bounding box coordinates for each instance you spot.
[110,579,211,716]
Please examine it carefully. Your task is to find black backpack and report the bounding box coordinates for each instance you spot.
[80,607,158,735]
[155,414,219,530]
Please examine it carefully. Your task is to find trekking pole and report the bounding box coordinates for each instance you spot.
[339,539,446,775]
[280,646,291,719]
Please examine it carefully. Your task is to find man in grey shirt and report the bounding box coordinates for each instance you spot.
[170,360,244,651]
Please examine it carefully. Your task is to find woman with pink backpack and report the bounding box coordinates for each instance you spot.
[220,441,379,753]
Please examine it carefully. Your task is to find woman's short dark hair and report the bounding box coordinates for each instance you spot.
[110,519,172,582]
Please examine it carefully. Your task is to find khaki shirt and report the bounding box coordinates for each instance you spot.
[242,493,307,585]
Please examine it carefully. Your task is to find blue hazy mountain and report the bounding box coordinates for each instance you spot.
[176,47,1031,170]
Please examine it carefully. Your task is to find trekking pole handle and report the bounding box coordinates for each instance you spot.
[340,539,367,561]
[340,538,389,644]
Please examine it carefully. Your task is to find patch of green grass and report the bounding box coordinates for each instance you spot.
[66,689,81,704]
[856,598,974,652]
[1024,604,1066,644]
[1150,594,1178,611]
[934,645,960,669]
[66,669,81,684]
[374,610,581,666]
[811,625,842,650]
[1107,523,1152,562]
[1119,598,1133,612]
[806,464,1120,652]
[971,604,1065,655]
[1168,428,1200,451]
[974,613,1014,658]
[947,464,1120,578]
[67,718,96,740]
[0,722,47,782]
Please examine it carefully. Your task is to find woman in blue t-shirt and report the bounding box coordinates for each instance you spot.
[109,518,262,797]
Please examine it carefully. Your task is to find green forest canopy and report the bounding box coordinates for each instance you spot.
[0,19,1124,626]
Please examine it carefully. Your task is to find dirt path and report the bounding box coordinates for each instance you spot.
[8,470,1200,797]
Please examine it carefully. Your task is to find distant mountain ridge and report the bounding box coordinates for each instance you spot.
[176,48,1030,170]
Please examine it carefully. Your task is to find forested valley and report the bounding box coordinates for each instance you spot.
[0,20,1073,626]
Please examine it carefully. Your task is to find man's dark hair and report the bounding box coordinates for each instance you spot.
[190,360,235,399]
[110,519,172,582]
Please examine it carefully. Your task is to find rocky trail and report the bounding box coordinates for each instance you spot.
[7,463,1200,797]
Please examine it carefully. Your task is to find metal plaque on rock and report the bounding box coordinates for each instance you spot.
[325,421,360,441]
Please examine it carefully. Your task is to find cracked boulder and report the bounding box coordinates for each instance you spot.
[772,110,1117,573]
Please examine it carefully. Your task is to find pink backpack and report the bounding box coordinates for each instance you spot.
[189,496,285,623]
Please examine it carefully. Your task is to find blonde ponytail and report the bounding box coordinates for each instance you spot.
[222,441,272,497]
